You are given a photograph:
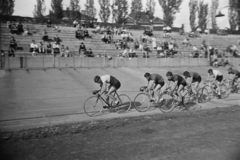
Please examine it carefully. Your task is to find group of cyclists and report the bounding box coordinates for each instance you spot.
[93,67,240,110]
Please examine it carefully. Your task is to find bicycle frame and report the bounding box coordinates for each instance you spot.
[96,91,121,108]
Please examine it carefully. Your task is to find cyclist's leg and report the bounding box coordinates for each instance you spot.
[216,75,223,98]
[107,86,117,103]
[177,84,184,105]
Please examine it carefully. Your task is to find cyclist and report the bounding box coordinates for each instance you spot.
[207,69,223,99]
[228,67,240,88]
[94,75,121,106]
[144,72,165,102]
[183,71,202,95]
[166,71,187,107]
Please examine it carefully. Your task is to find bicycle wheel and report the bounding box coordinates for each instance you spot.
[220,84,229,99]
[204,85,215,100]
[116,94,132,112]
[159,93,176,113]
[198,87,210,103]
[84,96,103,117]
[134,93,151,112]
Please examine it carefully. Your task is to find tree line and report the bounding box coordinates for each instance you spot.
[0,0,239,30]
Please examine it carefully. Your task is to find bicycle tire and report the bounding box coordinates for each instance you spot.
[203,85,215,100]
[220,83,229,99]
[159,93,176,113]
[134,93,151,112]
[84,96,103,117]
[115,94,132,112]
[198,87,210,103]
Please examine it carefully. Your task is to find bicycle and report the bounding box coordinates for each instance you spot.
[84,90,131,117]
[160,84,201,112]
[201,80,229,100]
[223,79,240,94]
[133,86,164,112]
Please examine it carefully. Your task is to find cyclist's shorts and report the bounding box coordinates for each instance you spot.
[193,76,202,83]
[236,73,240,78]
[156,81,165,87]
[178,82,187,87]
[216,75,223,82]
[111,81,121,90]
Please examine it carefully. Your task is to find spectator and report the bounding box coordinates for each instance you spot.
[204,29,209,35]
[22,26,30,36]
[53,42,60,56]
[85,48,94,57]
[30,40,38,56]
[38,41,45,53]
[134,39,139,50]
[11,23,18,34]
[156,44,164,56]
[129,47,137,58]
[143,44,151,58]
[8,48,15,57]
[9,36,17,50]
[64,47,72,57]
[101,33,108,43]
[79,42,86,55]
[84,29,91,38]
[183,38,191,47]
[0,50,5,68]
[75,29,84,40]
[192,45,199,57]
[54,24,60,32]
[46,42,53,54]
[122,48,129,58]
[17,22,24,34]
[54,35,62,44]
[122,40,128,49]
[152,36,156,50]
[60,45,65,57]
[47,19,52,28]
[115,40,122,49]
[73,20,78,28]
[42,30,48,41]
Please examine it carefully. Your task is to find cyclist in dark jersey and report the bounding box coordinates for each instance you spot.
[144,72,165,101]
[183,71,202,95]
[166,71,187,106]
[228,67,240,87]
[94,75,121,105]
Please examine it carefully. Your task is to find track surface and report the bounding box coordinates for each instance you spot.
[0,66,239,131]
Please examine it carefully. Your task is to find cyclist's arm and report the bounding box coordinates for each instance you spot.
[187,77,193,86]
[99,82,107,94]
[147,80,154,91]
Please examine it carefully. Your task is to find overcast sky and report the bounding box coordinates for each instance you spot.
[13,0,230,31]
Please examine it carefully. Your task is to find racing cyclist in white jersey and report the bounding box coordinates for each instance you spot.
[94,75,121,107]
[207,69,223,99]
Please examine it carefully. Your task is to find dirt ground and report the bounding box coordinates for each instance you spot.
[1,105,240,160]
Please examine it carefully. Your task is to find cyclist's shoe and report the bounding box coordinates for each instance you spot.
[217,95,221,99]
[103,106,109,109]
[114,100,120,106]
[150,97,156,102]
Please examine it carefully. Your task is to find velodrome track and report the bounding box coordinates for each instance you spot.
[0,66,239,131]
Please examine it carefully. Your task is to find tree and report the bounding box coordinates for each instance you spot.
[228,0,238,30]
[146,0,156,23]
[33,0,46,18]
[189,0,198,31]
[51,0,64,19]
[99,0,111,23]
[112,0,128,24]
[85,0,97,19]
[198,0,208,31]
[130,0,143,24]
[0,0,15,15]
[69,0,80,20]
[158,0,183,27]
[211,0,219,30]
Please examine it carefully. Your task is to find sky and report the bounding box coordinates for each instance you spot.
[13,0,230,31]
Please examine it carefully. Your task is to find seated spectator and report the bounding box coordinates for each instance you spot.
[54,24,60,32]
[54,35,62,44]
[129,47,137,58]
[38,41,45,53]
[134,39,139,50]
[156,44,164,56]
[17,22,24,34]
[115,40,122,49]
[192,45,199,57]
[85,48,94,57]
[168,42,174,52]
[30,40,39,56]
[42,30,49,41]
[182,38,191,47]
[22,26,31,36]
[11,23,18,34]
[179,28,184,35]
[47,19,51,28]
[73,20,78,28]
[102,33,110,43]
[60,45,65,57]
[122,48,129,58]
[79,42,86,55]
[75,29,84,40]
[84,29,91,38]
[8,48,15,57]
[212,59,219,67]
[46,42,53,54]
[218,59,226,67]
[143,44,151,58]
[9,36,17,50]
[152,36,157,50]
[189,31,195,38]
[53,42,60,56]
[122,40,128,49]
[204,29,209,35]
[7,21,11,29]
[64,47,72,57]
